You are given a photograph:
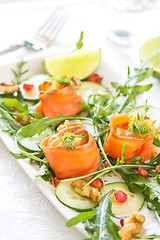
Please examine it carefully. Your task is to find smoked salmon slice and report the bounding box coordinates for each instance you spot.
[104,113,159,162]
[42,120,100,179]
[35,77,84,117]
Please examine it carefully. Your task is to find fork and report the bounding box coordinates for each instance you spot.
[0,6,68,55]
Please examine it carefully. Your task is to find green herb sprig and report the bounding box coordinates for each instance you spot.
[12,60,29,85]
[57,132,86,150]
[128,116,153,138]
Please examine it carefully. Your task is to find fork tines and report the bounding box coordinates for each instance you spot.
[34,6,69,48]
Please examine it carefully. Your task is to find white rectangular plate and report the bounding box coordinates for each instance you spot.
[0,53,160,238]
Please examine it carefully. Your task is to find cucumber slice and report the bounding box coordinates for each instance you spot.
[19,74,49,101]
[129,105,160,128]
[55,181,97,211]
[16,127,53,152]
[77,81,108,102]
[100,182,144,217]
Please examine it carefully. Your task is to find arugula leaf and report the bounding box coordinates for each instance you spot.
[66,211,95,227]
[0,99,43,135]
[129,156,143,164]
[76,31,83,50]
[35,164,55,184]
[2,98,28,112]
[120,140,126,163]
[0,104,22,130]
[11,149,48,164]
[153,132,160,147]
[85,190,121,240]
[110,63,153,114]
[111,82,129,96]
[83,61,153,139]
[66,190,120,240]
[118,168,160,212]
[118,84,153,113]
[30,112,43,119]
[135,235,160,239]
[128,83,153,93]
[10,151,55,183]
[16,114,90,138]
[10,152,28,159]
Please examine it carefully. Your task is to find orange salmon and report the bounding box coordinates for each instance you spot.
[35,79,84,117]
[42,121,100,179]
[104,113,159,162]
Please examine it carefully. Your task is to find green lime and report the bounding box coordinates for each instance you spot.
[140,36,160,73]
[43,48,101,80]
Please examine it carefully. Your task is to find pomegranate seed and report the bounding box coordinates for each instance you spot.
[144,116,150,120]
[120,216,128,227]
[23,83,35,92]
[104,162,112,173]
[138,167,149,177]
[90,178,103,190]
[114,190,128,203]
[88,73,101,83]
[120,218,125,227]
[13,109,19,114]
[104,162,108,168]
[53,177,61,187]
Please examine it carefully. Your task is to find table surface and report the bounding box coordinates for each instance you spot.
[0,1,160,240]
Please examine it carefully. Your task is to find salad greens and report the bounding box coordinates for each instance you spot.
[11,60,29,85]
[153,132,160,147]
[0,56,160,240]
[67,190,121,240]
[78,60,153,141]
[84,190,121,240]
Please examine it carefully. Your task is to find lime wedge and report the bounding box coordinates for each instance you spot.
[43,48,101,80]
[140,36,160,73]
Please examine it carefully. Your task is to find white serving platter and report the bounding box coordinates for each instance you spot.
[0,52,160,239]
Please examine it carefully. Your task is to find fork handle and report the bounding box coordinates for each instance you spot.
[0,42,24,55]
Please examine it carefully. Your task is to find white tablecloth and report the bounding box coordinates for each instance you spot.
[0,1,160,239]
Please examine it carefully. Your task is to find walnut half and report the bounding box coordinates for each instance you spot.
[156,165,160,174]
[0,83,19,94]
[71,180,101,202]
[118,211,145,240]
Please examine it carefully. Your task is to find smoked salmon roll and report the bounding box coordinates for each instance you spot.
[35,77,84,117]
[42,120,100,179]
[104,113,159,162]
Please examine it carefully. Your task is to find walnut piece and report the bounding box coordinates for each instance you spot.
[57,120,72,132]
[57,120,83,132]
[156,165,160,174]
[71,76,81,89]
[15,116,34,126]
[0,83,19,93]
[71,180,101,202]
[118,211,145,240]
